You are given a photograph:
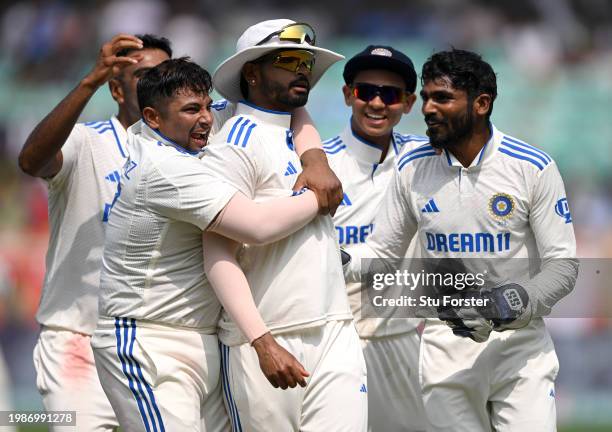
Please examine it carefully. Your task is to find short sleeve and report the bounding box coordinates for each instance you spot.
[147,158,238,230]
[210,100,236,136]
[199,143,259,199]
[47,124,87,187]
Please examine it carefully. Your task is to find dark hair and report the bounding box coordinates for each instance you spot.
[117,34,173,58]
[137,57,212,112]
[421,49,497,119]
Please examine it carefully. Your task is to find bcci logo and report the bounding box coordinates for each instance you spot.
[371,47,392,57]
[489,193,515,223]
[555,198,572,224]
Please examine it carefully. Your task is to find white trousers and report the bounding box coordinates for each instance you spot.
[91,317,229,432]
[220,320,367,432]
[419,319,559,432]
[33,327,119,431]
[361,330,426,432]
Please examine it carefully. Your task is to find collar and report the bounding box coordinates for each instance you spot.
[110,115,127,142]
[128,119,200,156]
[236,100,291,129]
[442,123,500,169]
[341,121,397,165]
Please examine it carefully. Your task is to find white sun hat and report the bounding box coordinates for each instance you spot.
[213,19,344,102]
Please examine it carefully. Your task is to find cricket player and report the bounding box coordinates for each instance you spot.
[203,19,367,432]
[345,49,578,431]
[18,29,341,431]
[18,34,172,431]
[325,45,427,431]
[91,57,330,432]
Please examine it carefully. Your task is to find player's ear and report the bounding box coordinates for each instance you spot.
[403,93,417,114]
[342,84,352,106]
[474,93,491,117]
[142,106,161,129]
[242,63,259,86]
[109,78,124,104]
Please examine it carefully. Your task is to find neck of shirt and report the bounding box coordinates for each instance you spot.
[237,100,292,129]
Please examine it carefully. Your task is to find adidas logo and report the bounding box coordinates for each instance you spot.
[105,170,120,183]
[549,388,555,398]
[340,193,352,206]
[421,198,439,213]
[360,384,367,393]
[284,161,298,176]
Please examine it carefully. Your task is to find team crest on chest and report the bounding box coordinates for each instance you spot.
[488,193,515,224]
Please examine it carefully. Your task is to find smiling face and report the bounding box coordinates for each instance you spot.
[343,69,415,146]
[420,76,475,149]
[143,89,213,153]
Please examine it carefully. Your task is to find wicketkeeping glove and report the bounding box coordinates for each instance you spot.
[438,283,532,343]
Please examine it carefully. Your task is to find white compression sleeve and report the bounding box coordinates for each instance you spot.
[202,232,268,343]
[208,190,318,245]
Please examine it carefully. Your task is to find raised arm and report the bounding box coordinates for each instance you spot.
[290,107,343,216]
[18,34,143,178]
[202,232,309,389]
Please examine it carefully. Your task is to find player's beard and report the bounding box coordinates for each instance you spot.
[262,76,310,108]
[426,108,474,150]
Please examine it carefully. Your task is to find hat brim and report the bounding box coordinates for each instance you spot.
[344,56,417,92]
[213,43,344,102]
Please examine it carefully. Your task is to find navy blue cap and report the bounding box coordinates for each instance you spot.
[343,45,417,93]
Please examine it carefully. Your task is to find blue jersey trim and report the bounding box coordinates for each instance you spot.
[323,139,345,152]
[398,151,437,171]
[350,126,381,150]
[498,147,545,170]
[241,123,257,147]
[233,119,251,146]
[323,136,341,145]
[211,99,228,111]
[227,117,244,144]
[397,143,435,166]
[324,144,347,155]
[109,119,128,158]
[500,140,550,167]
[239,99,290,115]
[502,135,552,163]
[150,128,199,156]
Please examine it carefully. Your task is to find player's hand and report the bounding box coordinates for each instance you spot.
[293,149,343,216]
[252,332,310,389]
[81,34,144,90]
[438,283,532,342]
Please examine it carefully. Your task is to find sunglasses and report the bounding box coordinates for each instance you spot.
[262,49,316,73]
[256,22,316,46]
[351,83,407,105]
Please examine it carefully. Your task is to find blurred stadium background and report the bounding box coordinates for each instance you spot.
[0,0,611,430]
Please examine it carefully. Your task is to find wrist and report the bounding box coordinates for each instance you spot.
[300,148,326,168]
[79,75,103,93]
[251,332,274,352]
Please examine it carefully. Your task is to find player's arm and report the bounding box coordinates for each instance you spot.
[207,190,319,245]
[522,163,579,316]
[441,163,579,341]
[290,107,344,216]
[18,34,143,178]
[344,165,418,282]
[202,232,309,389]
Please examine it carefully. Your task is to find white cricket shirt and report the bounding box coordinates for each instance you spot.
[98,120,238,332]
[202,101,353,345]
[37,103,235,335]
[346,124,577,317]
[325,124,428,337]
[37,116,128,334]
